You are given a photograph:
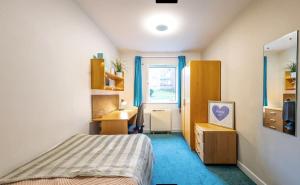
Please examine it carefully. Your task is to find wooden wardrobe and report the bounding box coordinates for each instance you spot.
[181,60,221,150]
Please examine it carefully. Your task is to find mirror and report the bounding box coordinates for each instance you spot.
[263,31,298,136]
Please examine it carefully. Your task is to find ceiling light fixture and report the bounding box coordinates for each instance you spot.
[144,13,179,35]
[156,24,168,31]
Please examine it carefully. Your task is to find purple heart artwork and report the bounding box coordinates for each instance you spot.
[212,105,229,121]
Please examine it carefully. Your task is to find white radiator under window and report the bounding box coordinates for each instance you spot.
[150,109,172,132]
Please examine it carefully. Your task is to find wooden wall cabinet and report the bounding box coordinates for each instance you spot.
[285,71,296,90]
[91,59,124,91]
[181,60,221,150]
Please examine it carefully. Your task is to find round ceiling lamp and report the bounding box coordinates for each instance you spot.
[156,24,168,31]
[143,13,179,35]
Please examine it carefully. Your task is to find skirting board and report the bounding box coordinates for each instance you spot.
[237,161,267,185]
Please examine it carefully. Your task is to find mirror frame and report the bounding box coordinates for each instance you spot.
[263,30,299,136]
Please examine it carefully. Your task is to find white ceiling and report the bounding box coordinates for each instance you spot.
[264,31,298,52]
[77,0,253,52]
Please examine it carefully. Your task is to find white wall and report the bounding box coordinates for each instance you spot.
[120,51,201,132]
[0,0,118,176]
[202,0,300,185]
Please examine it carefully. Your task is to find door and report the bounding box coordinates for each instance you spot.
[184,66,191,147]
[181,68,185,137]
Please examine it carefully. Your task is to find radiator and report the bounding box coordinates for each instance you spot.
[150,109,172,132]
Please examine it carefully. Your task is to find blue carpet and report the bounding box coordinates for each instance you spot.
[148,134,255,185]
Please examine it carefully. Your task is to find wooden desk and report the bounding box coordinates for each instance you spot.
[93,108,138,135]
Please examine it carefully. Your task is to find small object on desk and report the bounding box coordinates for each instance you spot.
[120,99,128,110]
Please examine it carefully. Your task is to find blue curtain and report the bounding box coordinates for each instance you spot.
[263,56,268,106]
[178,56,186,108]
[134,56,142,107]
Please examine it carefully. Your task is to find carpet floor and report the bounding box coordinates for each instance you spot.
[148,133,256,185]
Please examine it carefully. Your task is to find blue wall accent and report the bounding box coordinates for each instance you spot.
[263,56,268,106]
[178,56,186,108]
[134,56,143,106]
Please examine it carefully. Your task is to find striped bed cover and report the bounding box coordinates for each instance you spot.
[0,134,153,185]
[7,177,137,185]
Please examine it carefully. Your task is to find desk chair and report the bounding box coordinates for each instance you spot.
[128,103,144,134]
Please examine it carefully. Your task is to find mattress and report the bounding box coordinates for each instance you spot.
[0,134,153,185]
[8,177,137,185]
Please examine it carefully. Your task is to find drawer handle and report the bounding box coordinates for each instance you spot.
[196,134,203,142]
[196,132,202,137]
[269,112,276,115]
[269,126,276,129]
[269,119,276,122]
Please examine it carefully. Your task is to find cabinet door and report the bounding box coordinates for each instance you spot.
[189,61,221,150]
[181,68,185,137]
[184,67,191,147]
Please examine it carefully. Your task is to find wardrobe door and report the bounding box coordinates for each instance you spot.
[184,67,191,147]
[181,68,185,137]
[189,60,221,150]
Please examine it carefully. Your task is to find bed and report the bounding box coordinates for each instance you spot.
[0,134,153,185]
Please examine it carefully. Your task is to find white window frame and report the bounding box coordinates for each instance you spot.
[143,62,178,104]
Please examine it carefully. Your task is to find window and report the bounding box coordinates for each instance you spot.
[147,65,177,103]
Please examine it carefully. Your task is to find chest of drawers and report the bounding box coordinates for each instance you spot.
[194,123,237,164]
[263,108,283,132]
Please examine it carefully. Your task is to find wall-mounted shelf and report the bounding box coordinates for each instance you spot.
[91,59,124,91]
[285,77,296,80]
[285,71,296,90]
[105,72,124,81]
[104,86,124,91]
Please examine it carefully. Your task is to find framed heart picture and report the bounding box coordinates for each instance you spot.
[208,101,235,129]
